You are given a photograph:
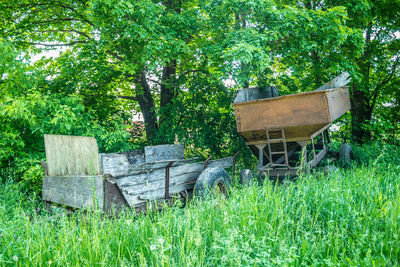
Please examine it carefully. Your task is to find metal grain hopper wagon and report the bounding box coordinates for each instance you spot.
[42,135,236,214]
[233,73,351,177]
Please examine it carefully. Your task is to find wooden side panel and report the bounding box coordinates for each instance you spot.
[316,72,350,91]
[233,86,279,104]
[240,124,328,143]
[234,91,330,133]
[44,135,100,176]
[115,157,233,207]
[100,150,145,176]
[327,87,351,122]
[145,144,184,163]
[42,175,104,210]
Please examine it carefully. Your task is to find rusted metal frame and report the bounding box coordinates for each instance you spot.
[165,161,174,199]
[265,128,290,169]
[264,163,288,168]
[204,155,213,169]
[246,137,310,145]
[262,167,299,177]
[325,129,331,145]
[41,160,48,176]
[232,151,240,180]
[309,146,328,168]
[255,144,267,170]
[311,138,316,158]
[275,147,297,165]
[281,129,289,168]
[310,123,331,140]
[266,130,273,166]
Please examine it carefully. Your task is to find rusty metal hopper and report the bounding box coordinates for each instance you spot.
[233,86,350,145]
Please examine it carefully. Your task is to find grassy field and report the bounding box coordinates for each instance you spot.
[0,144,399,266]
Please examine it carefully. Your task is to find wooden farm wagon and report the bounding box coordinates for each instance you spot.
[42,135,236,214]
[233,73,351,178]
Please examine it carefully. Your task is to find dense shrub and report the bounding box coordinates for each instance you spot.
[0,92,132,194]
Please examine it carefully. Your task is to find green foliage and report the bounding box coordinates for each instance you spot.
[0,148,399,265]
[354,142,400,166]
[0,0,399,196]
[156,71,250,160]
[0,43,132,193]
[0,90,132,193]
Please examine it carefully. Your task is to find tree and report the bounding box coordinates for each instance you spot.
[1,0,361,144]
[286,0,400,143]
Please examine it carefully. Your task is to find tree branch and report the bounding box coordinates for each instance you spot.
[370,56,400,111]
[21,41,87,47]
[32,29,91,39]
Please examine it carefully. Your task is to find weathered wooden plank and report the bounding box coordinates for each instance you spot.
[233,86,279,104]
[207,157,234,169]
[145,144,184,162]
[115,157,233,207]
[44,135,100,176]
[316,72,350,91]
[326,87,351,122]
[42,175,104,210]
[118,158,199,176]
[139,182,196,201]
[119,170,201,196]
[309,147,328,168]
[115,157,233,187]
[100,150,145,176]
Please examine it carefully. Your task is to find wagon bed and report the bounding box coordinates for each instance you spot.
[233,73,351,177]
[42,135,234,213]
[234,86,350,144]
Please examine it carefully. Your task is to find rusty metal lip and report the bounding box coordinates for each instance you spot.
[233,86,349,106]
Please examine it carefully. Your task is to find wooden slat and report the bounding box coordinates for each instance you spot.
[326,87,351,122]
[145,144,184,163]
[44,135,100,176]
[100,150,145,176]
[139,182,196,201]
[120,170,201,197]
[115,157,233,207]
[104,157,198,177]
[316,72,350,91]
[42,175,104,210]
[309,146,329,168]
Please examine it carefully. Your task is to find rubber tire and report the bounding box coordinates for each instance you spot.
[339,144,353,164]
[240,169,253,186]
[194,167,230,198]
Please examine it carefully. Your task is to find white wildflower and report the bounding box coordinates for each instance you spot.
[158,237,164,245]
[13,255,18,261]
[195,237,201,246]
[150,244,156,251]
[126,220,132,226]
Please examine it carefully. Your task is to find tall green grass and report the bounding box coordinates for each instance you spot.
[0,148,399,266]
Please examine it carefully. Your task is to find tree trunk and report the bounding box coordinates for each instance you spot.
[311,50,321,87]
[135,72,158,143]
[156,0,182,144]
[351,83,372,143]
[159,61,177,144]
[351,24,373,144]
[160,61,177,108]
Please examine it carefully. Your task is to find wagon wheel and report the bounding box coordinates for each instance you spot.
[194,167,231,198]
